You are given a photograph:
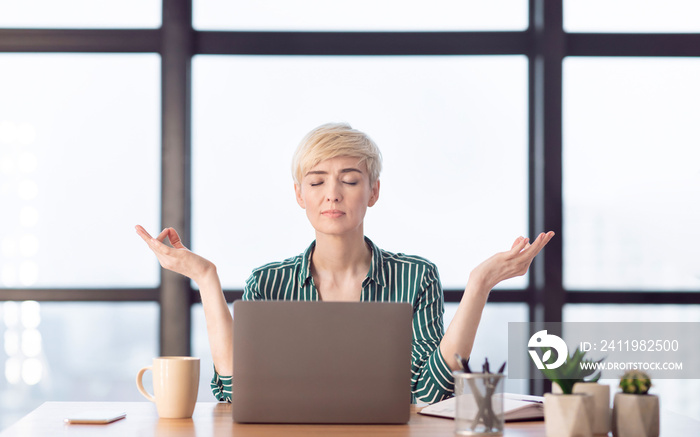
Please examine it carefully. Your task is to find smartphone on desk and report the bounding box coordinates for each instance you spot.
[64,410,126,424]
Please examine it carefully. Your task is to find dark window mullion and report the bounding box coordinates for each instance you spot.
[159,0,193,356]
[0,29,160,52]
[194,30,530,55]
[567,291,700,305]
[568,33,700,57]
[0,289,159,301]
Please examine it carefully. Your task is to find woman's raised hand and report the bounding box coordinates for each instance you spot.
[471,231,555,291]
[135,225,214,283]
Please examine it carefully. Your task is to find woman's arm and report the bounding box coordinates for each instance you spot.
[196,264,233,376]
[440,232,555,371]
[135,225,233,376]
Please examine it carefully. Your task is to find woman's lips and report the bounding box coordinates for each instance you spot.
[322,210,345,218]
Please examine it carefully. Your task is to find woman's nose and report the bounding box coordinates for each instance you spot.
[326,181,342,202]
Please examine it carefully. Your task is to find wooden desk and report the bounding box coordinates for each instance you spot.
[1,402,698,436]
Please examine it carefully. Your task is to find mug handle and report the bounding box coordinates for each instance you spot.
[136,366,155,402]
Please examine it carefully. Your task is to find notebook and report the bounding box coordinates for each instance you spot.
[418,393,545,422]
[232,300,413,424]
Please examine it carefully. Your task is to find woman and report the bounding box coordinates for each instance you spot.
[136,122,554,404]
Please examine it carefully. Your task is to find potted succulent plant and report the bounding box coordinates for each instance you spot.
[540,347,603,437]
[571,380,610,436]
[612,370,659,437]
[559,351,610,436]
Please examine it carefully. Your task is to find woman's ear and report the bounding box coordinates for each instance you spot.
[294,183,306,209]
[368,179,380,207]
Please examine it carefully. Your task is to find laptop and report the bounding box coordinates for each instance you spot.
[232,300,413,424]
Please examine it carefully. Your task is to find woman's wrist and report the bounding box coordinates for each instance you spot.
[193,261,218,288]
[464,269,493,301]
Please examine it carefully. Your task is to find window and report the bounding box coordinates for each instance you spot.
[0,0,161,29]
[564,0,700,33]
[563,57,700,291]
[194,0,528,31]
[0,54,162,288]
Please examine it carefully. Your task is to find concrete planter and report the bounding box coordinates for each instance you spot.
[573,382,611,435]
[612,393,659,437]
[544,393,594,437]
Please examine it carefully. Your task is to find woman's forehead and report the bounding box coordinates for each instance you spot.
[306,156,367,174]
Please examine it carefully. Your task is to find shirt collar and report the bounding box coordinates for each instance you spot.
[364,236,386,287]
[297,237,386,287]
[298,241,316,287]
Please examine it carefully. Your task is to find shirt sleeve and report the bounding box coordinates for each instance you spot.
[410,263,455,404]
[242,270,264,301]
[211,366,232,402]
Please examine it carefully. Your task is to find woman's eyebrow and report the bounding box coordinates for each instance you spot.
[305,168,363,177]
[340,168,363,174]
[305,170,328,176]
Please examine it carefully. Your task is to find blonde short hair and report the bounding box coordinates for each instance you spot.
[292,122,383,186]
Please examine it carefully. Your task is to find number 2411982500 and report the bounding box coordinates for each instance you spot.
[598,339,679,352]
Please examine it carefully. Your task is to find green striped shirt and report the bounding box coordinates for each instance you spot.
[211,237,455,404]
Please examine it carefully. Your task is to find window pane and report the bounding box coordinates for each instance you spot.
[0,302,159,429]
[564,304,700,422]
[0,0,161,28]
[194,0,527,31]
[563,58,700,291]
[564,0,700,33]
[192,55,528,290]
[0,54,161,288]
[446,303,528,394]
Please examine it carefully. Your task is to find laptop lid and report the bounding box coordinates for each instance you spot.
[232,300,413,424]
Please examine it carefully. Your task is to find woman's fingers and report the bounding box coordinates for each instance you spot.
[135,225,206,280]
[155,228,169,243]
[510,237,529,254]
[165,228,186,249]
[476,231,556,287]
[533,231,555,249]
[135,225,154,242]
[508,231,555,261]
[135,226,162,249]
[136,228,175,265]
[136,226,187,250]
[510,236,525,250]
[520,231,555,259]
[148,236,169,253]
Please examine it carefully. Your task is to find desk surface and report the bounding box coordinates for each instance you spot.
[1,402,698,437]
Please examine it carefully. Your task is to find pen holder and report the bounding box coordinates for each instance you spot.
[453,371,505,436]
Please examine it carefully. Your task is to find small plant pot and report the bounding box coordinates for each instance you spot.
[544,393,594,437]
[612,393,659,437]
[573,382,610,435]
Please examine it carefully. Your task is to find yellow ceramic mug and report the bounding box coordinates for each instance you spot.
[136,356,200,419]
